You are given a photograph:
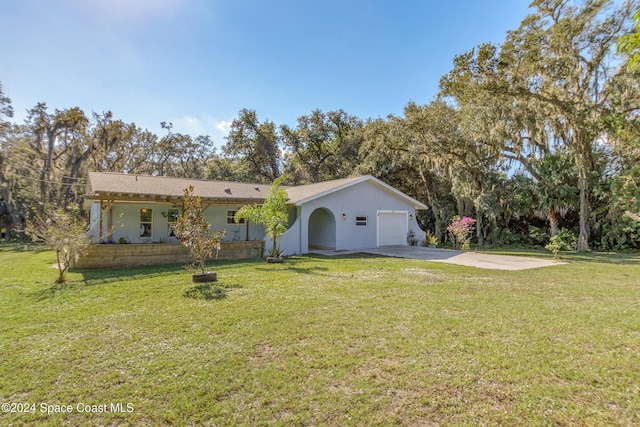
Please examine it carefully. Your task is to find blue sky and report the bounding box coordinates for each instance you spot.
[1,0,531,147]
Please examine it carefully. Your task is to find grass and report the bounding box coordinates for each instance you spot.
[1,243,639,426]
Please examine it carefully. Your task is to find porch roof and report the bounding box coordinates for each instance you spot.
[85,172,272,204]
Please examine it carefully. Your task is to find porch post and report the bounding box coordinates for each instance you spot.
[99,201,104,241]
[106,203,113,241]
[99,201,113,242]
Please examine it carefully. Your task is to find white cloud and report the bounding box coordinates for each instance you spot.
[174,115,205,135]
[215,120,231,133]
[170,114,233,147]
[200,114,233,137]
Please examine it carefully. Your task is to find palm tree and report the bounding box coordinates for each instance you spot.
[531,154,579,236]
[236,176,289,258]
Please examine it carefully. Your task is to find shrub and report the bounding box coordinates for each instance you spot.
[425,230,438,247]
[545,228,577,258]
[528,226,550,246]
[447,216,476,251]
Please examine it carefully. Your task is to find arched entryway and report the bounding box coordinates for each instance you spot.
[308,208,336,250]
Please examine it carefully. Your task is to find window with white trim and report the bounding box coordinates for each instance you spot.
[140,208,153,237]
[166,209,179,236]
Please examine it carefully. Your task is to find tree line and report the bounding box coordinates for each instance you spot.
[1,0,639,251]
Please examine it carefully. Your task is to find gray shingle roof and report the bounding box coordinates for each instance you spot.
[284,176,366,204]
[86,172,272,203]
[85,172,427,209]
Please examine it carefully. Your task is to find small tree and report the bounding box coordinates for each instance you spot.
[237,176,289,258]
[25,204,91,283]
[173,186,226,274]
[545,228,577,259]
[447,216,476,251]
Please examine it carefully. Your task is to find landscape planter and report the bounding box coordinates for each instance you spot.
[266,257,284,264]
[192,272,217,283]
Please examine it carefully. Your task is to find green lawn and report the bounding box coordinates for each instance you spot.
[1,245,639,426]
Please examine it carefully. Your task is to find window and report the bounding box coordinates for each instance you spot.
[166,209,179,237]
[140,208,153,237]
[356,216,368,227]
[227,210,245,224]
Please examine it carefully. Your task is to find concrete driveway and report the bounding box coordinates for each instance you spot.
[312,246,564,271]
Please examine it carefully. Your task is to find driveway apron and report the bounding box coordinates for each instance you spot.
[313,246,564,271]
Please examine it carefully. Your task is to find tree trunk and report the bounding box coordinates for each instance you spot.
[577,173,589,251]
[418,166,442,239]
[56,249,66,283]
[63,156,86,205]
[433,204,442,240]
[1,185,22,239]
[427,197,442,239]
[548,211,559,236]
[199,254,206,274]
[42,128,57,207]
[576,153,590,251]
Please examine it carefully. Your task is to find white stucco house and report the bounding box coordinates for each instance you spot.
[81,172,427,267]
[279,175,427,254]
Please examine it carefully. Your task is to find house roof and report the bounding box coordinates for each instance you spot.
[85,172,428,209]
[284,176,365,204]
[286,175,428,209]
[85,172,272,204]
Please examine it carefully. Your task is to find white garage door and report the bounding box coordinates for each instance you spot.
[377,211,407,246]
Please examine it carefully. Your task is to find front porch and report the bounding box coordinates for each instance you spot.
[74,241,265,269]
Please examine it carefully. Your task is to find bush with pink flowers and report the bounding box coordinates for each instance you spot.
[447,216,476,251]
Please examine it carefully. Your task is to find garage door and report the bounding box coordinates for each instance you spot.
[377,211,407,246]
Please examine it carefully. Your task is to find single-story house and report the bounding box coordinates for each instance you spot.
[79,172,427,268]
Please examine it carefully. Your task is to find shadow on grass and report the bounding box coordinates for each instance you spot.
[251,256,331,276]
[184,283,226,300]
[478,247,640,265]
[559,251,640,265]
[250,253,389,276]
[76,258,264,286]
[0,242,48,253]
[183,281,241,301]
[304,253,387,260]
[78,263,187,286]
[284,265,330,275]
[31,282,81,301]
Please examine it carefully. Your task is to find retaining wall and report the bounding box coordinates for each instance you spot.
[74,241,265,269]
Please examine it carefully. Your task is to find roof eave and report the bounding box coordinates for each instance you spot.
[293,175,429,210]
[291,176,371,206]
[83,192,266,205]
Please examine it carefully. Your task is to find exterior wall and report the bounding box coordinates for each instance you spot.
[276,207,302,256]
[110,203,170,244]
[90,202,265,244]
[205,205,265,243]
[74,241,265,269]
[279,181,426,255]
